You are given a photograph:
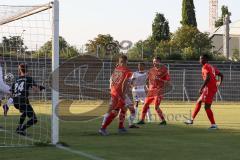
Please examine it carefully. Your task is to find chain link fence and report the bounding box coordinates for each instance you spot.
[2,57,240,102]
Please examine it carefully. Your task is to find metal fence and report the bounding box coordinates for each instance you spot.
[2,58,240,102]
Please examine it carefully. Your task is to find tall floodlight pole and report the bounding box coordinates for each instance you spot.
[209,0,218,32]
[223,14,230,59]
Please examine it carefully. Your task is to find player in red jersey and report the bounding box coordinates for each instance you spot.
[185,54,223,129]
[137,57,170,125]
[99,55,132,135]
[101,72,139,131]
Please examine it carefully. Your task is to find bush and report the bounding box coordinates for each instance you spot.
[166,53,183,60]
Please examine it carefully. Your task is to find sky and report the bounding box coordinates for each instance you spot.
[1,0,240,47]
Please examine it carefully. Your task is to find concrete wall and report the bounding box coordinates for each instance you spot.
[212,35,240,58]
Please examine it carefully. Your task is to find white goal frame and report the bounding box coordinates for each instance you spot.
[0,0,59,145]
[51,0,59,145]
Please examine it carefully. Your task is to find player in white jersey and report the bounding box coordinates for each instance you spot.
[0,64,11,97]
[124,82,139,128]
[2,72,14,116]
[0,62,12,128]
[131,63,152,122]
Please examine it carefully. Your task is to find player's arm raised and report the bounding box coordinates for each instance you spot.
[31,78,45,92]
[216,72,224,87]
[32,85,45,92]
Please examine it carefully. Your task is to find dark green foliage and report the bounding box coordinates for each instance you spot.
[152,13,170,42]
[232,49,240,61]
[36,36,79,58]
[85,34,120,58]
[172,26,212,60]
[127,36,156,60]
[0,36,27,55]
[215,5,231,28]
[181,0,197,27]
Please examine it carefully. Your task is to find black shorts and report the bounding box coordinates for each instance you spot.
[13,97,37,119]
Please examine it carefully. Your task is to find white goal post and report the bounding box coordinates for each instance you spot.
[0,0,59,146]
[51,0,59,145]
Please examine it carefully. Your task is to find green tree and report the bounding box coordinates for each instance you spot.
[152,13,170,42]
[154,40,182,60]
[36,36,79,58]
[172,26,212,59]
[127,36,155,60]
[232,49,240,61]
[85,34,119,58]
[215,5,231,28]
[127,42,142,60]
[0,36,26,55]
[181,0,197,27]
[128,13,170,60]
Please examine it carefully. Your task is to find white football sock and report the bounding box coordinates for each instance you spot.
[146,109,152,122]
[134,107,138,121]
[128,113,135,126]
[101,113,109,126]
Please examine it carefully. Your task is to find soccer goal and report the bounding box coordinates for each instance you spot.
[0,1,59,147]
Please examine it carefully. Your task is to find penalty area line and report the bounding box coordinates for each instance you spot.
[56,145,105,160]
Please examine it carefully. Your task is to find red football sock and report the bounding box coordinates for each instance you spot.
[205,108,216,125]
[119,108,126,129]
[141,104,149,121]
[102,111,118,129]
[155,108,165,121]
[192,102,202,120]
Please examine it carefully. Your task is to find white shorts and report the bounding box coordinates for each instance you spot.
[132,86,146,103]
[124,95,133,108]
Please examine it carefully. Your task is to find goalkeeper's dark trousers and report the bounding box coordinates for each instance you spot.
[14,98,38,131]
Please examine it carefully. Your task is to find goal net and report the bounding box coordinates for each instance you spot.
[0,1,59,147]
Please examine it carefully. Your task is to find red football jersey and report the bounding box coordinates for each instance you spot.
[147,65,170,97]
[202,63,220,91]
[110,66,132,97]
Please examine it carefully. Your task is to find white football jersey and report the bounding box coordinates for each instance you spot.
[131,71,147,103]
[0,64,11,95]
[131,71,147,88]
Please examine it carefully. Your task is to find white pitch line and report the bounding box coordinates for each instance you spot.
[0,128,5,132]
[1,128,105,160]
[0,145,32,148]
[0,128,38,142]
[57,145,105,160]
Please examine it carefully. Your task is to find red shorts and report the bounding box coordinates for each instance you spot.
[144,96,162,106]
[197,87,217,104]
[109,95,125,110]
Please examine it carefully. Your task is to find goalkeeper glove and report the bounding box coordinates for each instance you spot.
[39,85,45,91]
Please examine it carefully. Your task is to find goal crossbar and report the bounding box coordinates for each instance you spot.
[0,3,52,26]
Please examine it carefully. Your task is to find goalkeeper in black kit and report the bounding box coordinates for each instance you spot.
[12,63,45,136]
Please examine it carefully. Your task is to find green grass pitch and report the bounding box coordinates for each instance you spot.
[0,101,239,160]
